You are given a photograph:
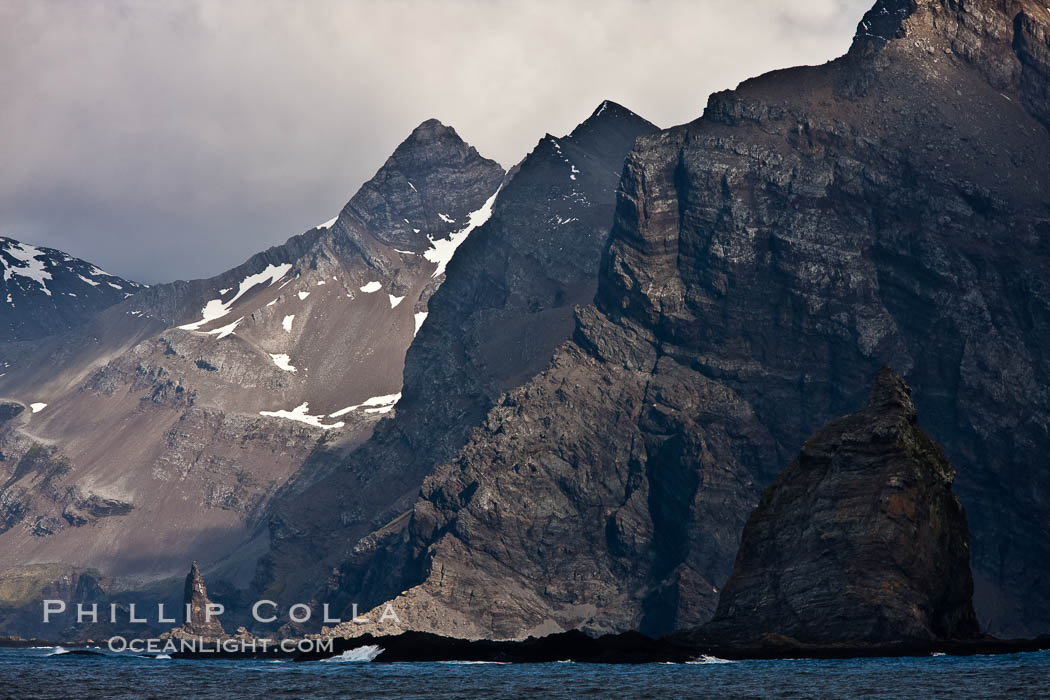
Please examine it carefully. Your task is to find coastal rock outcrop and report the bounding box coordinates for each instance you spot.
[703,368,979,645]
[174,562,226,639]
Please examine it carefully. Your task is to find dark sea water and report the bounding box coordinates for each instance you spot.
[1,647,1048,699]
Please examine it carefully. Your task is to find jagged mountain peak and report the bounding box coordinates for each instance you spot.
[403,117,457,141]
[568,100,659,154]
[518,103,658,188]
[389,119,471,166]
[341,120,505,250]
[582,99,648,126]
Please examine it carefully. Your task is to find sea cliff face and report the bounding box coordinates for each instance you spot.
[329,0,1050,639]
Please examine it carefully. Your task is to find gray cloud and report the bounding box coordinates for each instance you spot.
[0,0,871,283]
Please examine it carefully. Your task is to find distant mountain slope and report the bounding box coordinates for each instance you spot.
[0,120,504,588]
[318,0,1050,640]
[258,101,660,613]
[1,236,143,341]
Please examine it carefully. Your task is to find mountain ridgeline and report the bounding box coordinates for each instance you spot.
[305,0,1050,640]
[1,0,1048,647]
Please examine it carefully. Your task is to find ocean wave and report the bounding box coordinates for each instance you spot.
[320,645,384,663]
[437,661,510,665]
[688,654,735,664]
[46,647,69,656]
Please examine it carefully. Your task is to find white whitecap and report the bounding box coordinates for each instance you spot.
[320,645,383,663]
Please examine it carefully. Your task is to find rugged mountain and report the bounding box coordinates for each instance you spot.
[326,0,1050,640]
[258,102,659,611]
[701,368,978,646]
[0,120,503,600]
[1,236,143,342]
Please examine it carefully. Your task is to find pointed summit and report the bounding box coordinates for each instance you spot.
[586,99,642,123]
[567,100,659,164]
[341,120,504,250]
[401,118,458,143]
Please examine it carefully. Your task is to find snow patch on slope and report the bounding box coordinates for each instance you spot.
[260,403,343,430]
[388,294,405,308]
[179,263,291,331]
[359,281,382,293]
[2,240,53,295]
[207,317,242,339]
[330,392,402,418]
[424,186,501,279]
[269,354,297,372]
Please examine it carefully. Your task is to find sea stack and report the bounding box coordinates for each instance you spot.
[704,368,979,647]
[177,561,225,639]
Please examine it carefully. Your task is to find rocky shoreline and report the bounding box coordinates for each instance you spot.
[15,629,1049,664]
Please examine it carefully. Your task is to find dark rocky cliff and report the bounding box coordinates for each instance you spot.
[326,0,1050,639]
[704,368,978,645]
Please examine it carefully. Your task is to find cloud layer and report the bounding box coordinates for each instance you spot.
[0,0,871,283]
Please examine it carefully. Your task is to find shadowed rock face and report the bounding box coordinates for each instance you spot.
[328,0,1050,640]
[259,102,659,612]
[706,368,979,646]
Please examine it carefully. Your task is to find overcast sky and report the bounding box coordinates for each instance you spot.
[0,0,871,284]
